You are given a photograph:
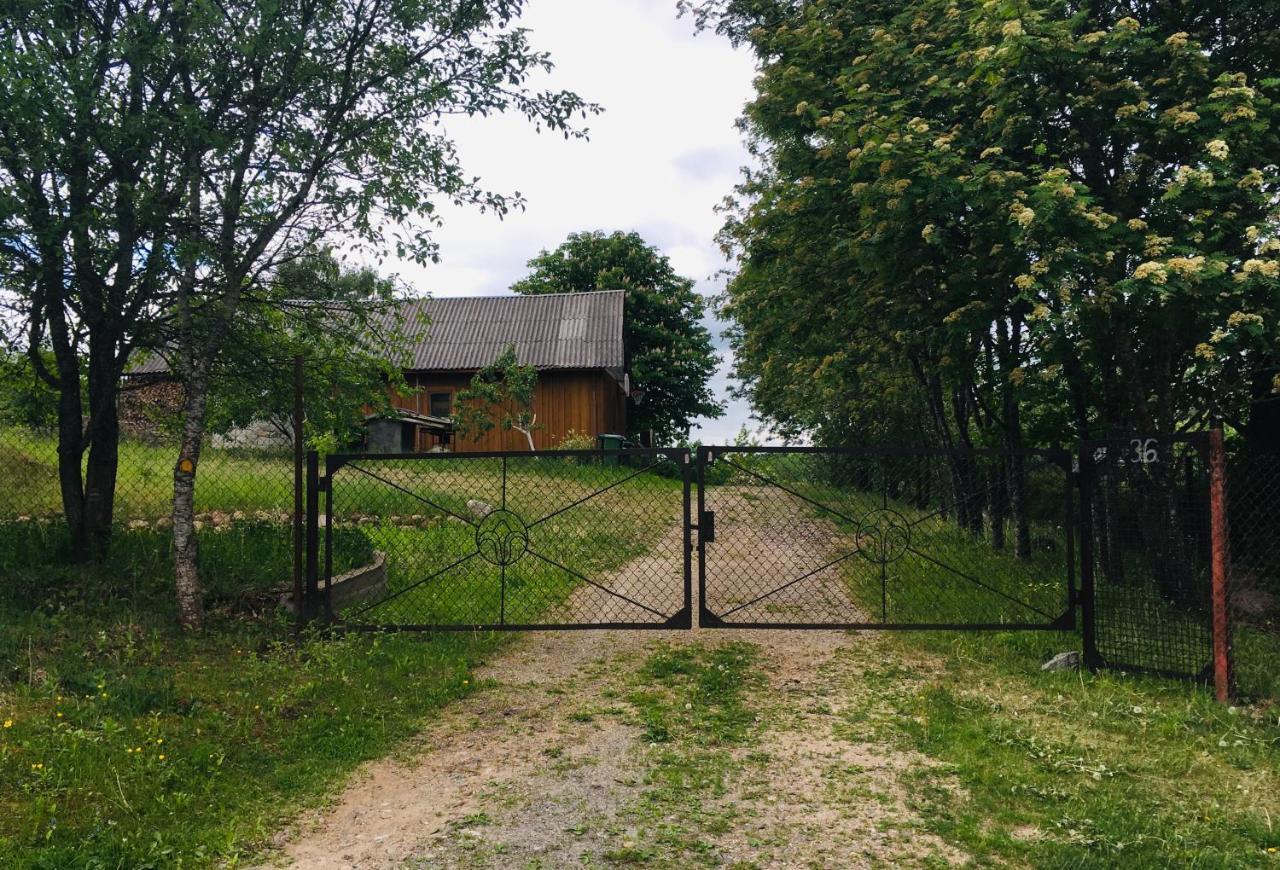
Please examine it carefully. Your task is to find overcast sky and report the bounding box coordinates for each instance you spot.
[377,0,761,444]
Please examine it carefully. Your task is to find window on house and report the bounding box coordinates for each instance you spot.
[429,392,452,417]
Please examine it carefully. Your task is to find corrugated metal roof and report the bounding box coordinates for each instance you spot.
[395,290,624,372]
[127,290,625,375]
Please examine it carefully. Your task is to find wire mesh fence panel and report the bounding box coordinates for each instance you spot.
[1226,450,1280,699]
[696,447,1075,629]
[1080,434,1215,681]
[323,449,692,630]
[0,390,301,605]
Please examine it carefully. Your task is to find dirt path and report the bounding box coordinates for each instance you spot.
[263,487,962,868]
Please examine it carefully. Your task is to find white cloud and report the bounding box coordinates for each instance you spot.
[361,0,761,442]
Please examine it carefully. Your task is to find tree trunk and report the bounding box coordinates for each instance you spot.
[949,385,983,537]
[991,458,1007,551]
[83,341,121,558]
[54,369,88,560]
[996,315,1032,560]
[1009,452,1031,560]
[172,359,211,631]
[49,331,124,561]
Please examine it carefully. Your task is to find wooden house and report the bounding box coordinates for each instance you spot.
[375,290,629,452]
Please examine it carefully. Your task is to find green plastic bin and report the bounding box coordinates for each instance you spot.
[597,433,625,465]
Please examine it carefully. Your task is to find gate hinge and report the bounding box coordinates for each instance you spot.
[699,510,715,543]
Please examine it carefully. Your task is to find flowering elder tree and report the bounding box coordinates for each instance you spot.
[694,0,1280,447]
[692,0,1280,576]
[986,11,1280,440]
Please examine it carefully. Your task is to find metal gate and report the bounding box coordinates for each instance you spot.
[312,449,692,630]
[305,445,1076,632]
[695,446,1076,630]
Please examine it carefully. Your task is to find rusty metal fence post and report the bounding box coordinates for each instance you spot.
[1208,427,1233,702]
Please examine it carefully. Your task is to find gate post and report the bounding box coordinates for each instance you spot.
[1077,447,1101,669]
[292,355,305,628]
[680,449,694,627]
[1208,427,1233,703]
[304,450,320,622]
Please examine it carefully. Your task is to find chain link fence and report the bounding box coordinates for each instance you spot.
[0,379,303,608]
[4,401,1279,701]
[1080,435,1214,681]
[1226,450,1280,699]
[1080,433,1280,700]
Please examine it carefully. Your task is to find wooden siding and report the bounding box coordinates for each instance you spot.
[389,369,626,452]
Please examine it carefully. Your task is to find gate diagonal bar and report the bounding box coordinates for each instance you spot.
[695,445,1075,630]
[320,449,692,631]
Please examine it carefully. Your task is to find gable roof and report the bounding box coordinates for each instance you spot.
[394,290,624,372]
[127,290,625,376]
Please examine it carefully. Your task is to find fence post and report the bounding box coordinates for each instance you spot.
[292,355,305,627]
[1208,427,1232,703]
[1078,447,1100,669]
[304,450,320,622]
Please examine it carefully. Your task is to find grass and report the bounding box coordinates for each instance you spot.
[0,523,504,867]
[0,428,298,521]
[619,642,764,863]
[607,634,1280,868]
[847,630,1280,867]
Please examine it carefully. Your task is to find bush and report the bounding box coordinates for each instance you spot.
[556,429,596,451]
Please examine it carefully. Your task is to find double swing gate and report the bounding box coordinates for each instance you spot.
[301,445,1078,634]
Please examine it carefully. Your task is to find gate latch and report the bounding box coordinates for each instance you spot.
[699,510,715,543]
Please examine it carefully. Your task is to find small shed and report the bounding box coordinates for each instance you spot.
[364,410,453,453]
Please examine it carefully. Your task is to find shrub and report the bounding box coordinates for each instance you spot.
[556,429,596,451]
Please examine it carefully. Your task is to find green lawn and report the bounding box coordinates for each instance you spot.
[606,635,1280,868]
[867,629,1280,867]
[1,428,299,521]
